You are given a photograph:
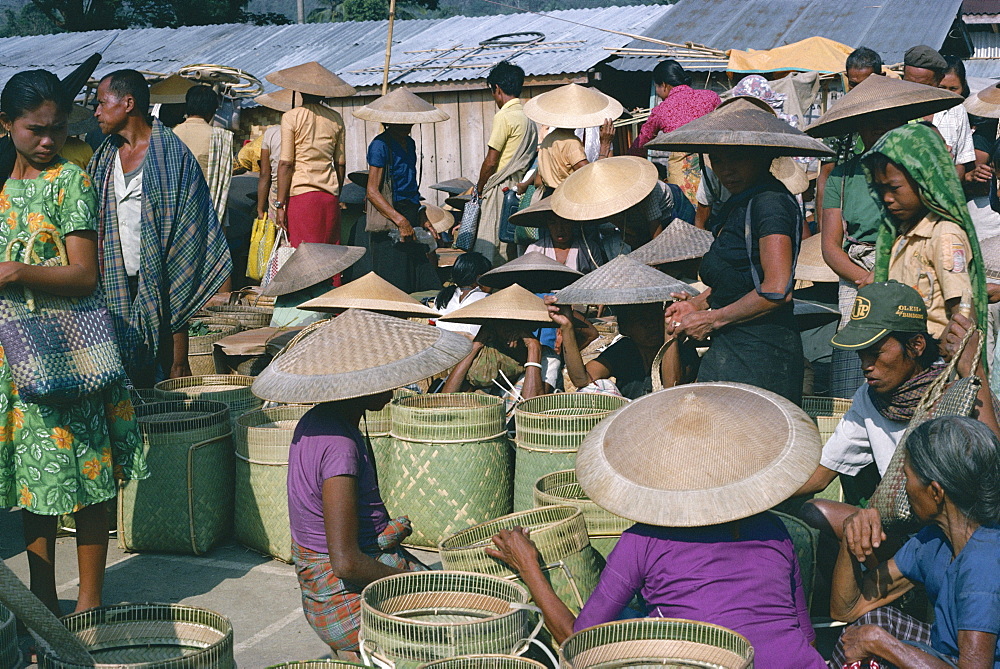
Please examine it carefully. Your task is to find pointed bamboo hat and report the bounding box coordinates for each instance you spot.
[422,204,455,234]
[478,251,583,293]
[964,82,1000,119]
[523,83,624,129]
[981,234,1000,280]
[260,243,366,297]
[805,75,962,138]
[298,271,441,318]
[431,178,475,195]
[254,88,296,112]
[576,382,822,527]
[550,156,659,221]
[438,284,556,328]
[252,309,472,403]
[150,74,195,104]
[509,196,555,228]
[265,62,356,98]
[794,234,838,283]
[353,87,449,124]
[646,99,834,157]
[555,254,697,306]
[628,220,715,265]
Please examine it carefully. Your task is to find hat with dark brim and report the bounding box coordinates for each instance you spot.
[431,178,475,195]
[550,156,659,221]
[805,75,962,138]
[254,88,296,112]
[646,99,835,157]
[523,83,624,129]
[251,309,471,403]
[445,194,472,210]
[298,271,441,318]
[478,251,583,293]
[438,284,556,328]
[576,382,821,527]
[965,83,1000,119]
[794,233,839,283]
[628,220,714,265]
[340,182,366,206]
[150,74,195,104]
[509,196,560,228]
[260,243,365,297]
[555,254,697,306]
[831,280,928,349]
[265,62,357,98]
[353,87,449,124]
[982,234,1000,280]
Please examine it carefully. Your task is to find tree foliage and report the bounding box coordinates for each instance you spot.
[307,0,438,23]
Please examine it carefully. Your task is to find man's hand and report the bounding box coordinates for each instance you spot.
[939,312,980,377]
[170,359,192,380]
[275,207,287,232]
[485,527,541,575]
[396,217,416,243]
[843,508,885,563]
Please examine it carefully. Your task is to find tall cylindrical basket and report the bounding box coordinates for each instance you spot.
[187,317,242,375]
[533,469,632,558]
[154,374,262,429]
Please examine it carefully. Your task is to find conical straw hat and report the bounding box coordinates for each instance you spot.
[523,83,624,129]
[628,220,714,265]
[353,87,449,124]
[576,382,822,527]
[805,75,962,138]
[266,62,357,98]
[422,204,454,234]
[150,74,195,104]
[254,88,296,112]
[550,156,658,221]
[438,284,556,328]
[252,309,472,403]
[770,156,809,195]
[509,196,556,228]
[298,271,441,318]
[964,83,1000,119]
[478,251,583,293]
[261,243,366,297]
[445,194,471,210]
[555,254,696,306]
[981,234,1000,280]
[646,99,834,157]
[794,234,838,283]
[431,177,475,194]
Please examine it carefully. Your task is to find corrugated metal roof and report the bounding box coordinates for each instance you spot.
[963,0,1000,15]
[965,30,1000,78]
[609,0,964,72]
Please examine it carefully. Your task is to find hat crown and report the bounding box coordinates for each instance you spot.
[353,87,449,123]
[439,283,553,325]
[556,254,695,305]
[551,156,658,221]
[265,62,356,98]
[298,271,440,317]
[628,220,714,265]
[851,280,927,329]
[534,84,613,114]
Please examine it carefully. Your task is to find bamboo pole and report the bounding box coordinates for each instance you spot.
[381,0,397,95]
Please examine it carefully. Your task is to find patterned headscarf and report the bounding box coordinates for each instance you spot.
[731,75,797,127]
[866,123,988,341]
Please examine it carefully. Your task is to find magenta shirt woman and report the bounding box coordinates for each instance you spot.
[631,60,720,151]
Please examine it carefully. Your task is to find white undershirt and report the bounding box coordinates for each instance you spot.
[113,151,144,277]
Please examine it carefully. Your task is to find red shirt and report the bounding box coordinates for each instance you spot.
[631,84,721,151]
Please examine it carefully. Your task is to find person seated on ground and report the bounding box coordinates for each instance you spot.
[525,215,604,273]
[434,251,493,339]
[829,415,1000,669]
[488,384,827,667]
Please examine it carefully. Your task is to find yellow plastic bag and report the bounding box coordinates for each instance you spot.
[247,215,277,281]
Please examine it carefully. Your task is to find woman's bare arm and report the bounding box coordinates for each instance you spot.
[0,230,98,296]
[323,475,406,584]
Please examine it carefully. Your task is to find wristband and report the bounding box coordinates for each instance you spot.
[523,361,543,370]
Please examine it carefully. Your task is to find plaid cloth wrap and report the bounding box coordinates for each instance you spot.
[88,120,232,383]
[292,517,418,652]
[832,607,956,668]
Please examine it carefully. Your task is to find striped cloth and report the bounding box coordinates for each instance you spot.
[831,607,957,668]
[89,120,232,385]
[207,126,234,224]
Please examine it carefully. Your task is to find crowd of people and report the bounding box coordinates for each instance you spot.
[1,37,1000,669]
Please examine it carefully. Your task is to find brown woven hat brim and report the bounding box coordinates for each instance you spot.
[266,62,356,98]
[298,271,441,317]
[252,309,471,403]
[254,88,295,112]
[981,234,1000,280]
[576,382,822,527]
[261,243,366,297]
[149,74,195,104]
[555,254,697,305]
[353,86,449,124]
[550,156,659,221]
[479,251,583,293]
[510,197,557,228]
[446,194,471,210]
[965,84,1000,119]
[805,75,962,138]
[431,178,475,194]
[423,204,454,234]
[523,83,624,129]
[794,233,838,283]
[439,283,556,328]
[628,220,714,265]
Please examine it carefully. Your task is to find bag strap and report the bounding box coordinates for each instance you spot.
[744,195,800,301]
[913,324,982,417]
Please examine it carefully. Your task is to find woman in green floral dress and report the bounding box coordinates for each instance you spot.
[0,69,148,615]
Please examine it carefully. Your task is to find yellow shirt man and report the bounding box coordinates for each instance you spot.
[488,98,530,173]
[537,127,587,190]
[279,102,346,197]
[172,116,213,175]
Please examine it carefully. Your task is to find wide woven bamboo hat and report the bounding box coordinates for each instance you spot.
[478,251,583,293]
[794,234,838,283]
[265,62,356,98]
[628,220,715,265]
[254,88,295,112]
[353,87,449,124]
[260,243,366,297]
[509,197,556,228]
[149,74,195,104]
[555,254,697,306]
[550,156,659,221]
[252,309,471,403]
[438,284,556,328]
[805,75,962,138]
[646,99,834,157]
[576,382,822,527]
[422,204,454,234]
[523,83,624,129]
[965,82,1000,118]
[445,194,472,210]
[431,177,475,194]
[981,234,1000,280]
[298,271,441,318]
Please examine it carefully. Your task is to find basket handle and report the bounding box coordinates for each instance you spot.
[511,601,556,665]
[504,560,586,610]
[358,638,395,669]
[186,432,233,555]
[5,228,66,312]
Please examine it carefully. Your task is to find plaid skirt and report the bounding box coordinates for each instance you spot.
[292,517,418,652]
[830,606,956,668]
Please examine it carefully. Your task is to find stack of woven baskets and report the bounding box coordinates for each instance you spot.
[533,469,632,558]
[188,316,241,375]
[154,374,262,429]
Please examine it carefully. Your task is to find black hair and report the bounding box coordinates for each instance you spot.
[652,59,691,88]
[864,151,895,177]
[887,331,939,369]
[185,84,219,119]
[907,416,1000,526]
[486,61,524,97]
[0,69,70,121]
[943,55,971,99]
[435,251,492,310]
[845,47,884,75]
[101,69,150,115]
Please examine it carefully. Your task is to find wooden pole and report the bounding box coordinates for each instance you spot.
[296,0,304,23]
[382,0,397,95]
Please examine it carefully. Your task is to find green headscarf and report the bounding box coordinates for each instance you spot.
[866,123,988,345]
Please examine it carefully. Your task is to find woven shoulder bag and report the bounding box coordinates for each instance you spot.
[454,187,481,251]
[0,229,125,404]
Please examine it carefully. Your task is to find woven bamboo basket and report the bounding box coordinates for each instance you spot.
[118,400,234,555]
[188,317,242,376]
[36,603,234,668]
[0,603,18,669]
[387,394,513,548]
[360,571,538,669]
[419,656,548,669]
[533,469,632,559]
[206,304,273,329]
[154,375,262,428]
[129,387,158,405]
[801,396,852,444]
[439,505,604,613]
[512,393,628,511]
[267,662,366,668]
[234,405,312,563]
[559,618,754,669]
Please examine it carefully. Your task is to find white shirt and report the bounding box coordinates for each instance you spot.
[436,288,488,338]
[820,383,908,477]
[113,151,143,277]
[932,106,975,165]
[968,196,1000,244]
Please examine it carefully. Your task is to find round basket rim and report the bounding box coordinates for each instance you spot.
[560,617,753,663]
[236,404,313,429]
[513,392,627,419]
[438,505,582,551]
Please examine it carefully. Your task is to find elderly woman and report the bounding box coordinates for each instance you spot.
[830,415,1000,668]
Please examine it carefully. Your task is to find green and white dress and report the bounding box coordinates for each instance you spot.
[0,159,148,515]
